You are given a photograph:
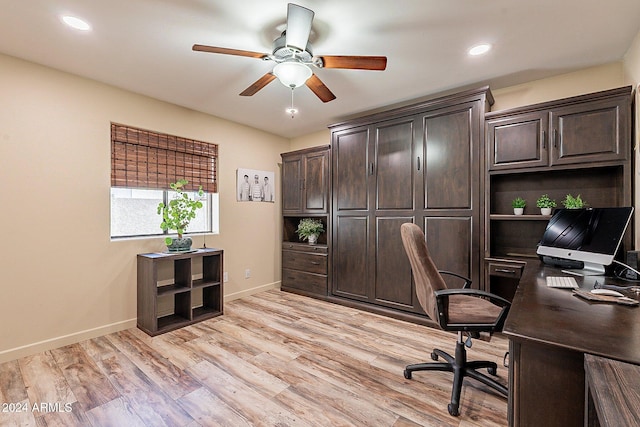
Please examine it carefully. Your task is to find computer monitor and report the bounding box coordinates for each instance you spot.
[536,207,633,276]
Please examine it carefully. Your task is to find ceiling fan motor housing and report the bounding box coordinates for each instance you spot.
[272,33,313,63]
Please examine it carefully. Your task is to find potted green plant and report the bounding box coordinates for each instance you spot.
[157,179,204,252]
[511,197,526,215]
[536,194,557,215]
[296,218,325,244]
[562,194,587,209]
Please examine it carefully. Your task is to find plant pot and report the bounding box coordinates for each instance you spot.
[307,234,319,245]
[513,208,524,215]
[540,207,552,216]
[166,237,193,252]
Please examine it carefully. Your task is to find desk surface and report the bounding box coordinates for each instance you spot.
[503,259,640,365]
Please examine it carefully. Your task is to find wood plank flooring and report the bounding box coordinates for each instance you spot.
[0,290,509,426]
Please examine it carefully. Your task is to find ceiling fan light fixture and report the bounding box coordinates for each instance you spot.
[273,62,312,88]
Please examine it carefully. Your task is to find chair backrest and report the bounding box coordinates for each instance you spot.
[400,223,448,320]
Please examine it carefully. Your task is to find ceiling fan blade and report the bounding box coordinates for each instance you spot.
[306,74,336,103]
[192,44,268,59]
[318,55,387,70]
[285,3,314,51]
[239,73,277,96]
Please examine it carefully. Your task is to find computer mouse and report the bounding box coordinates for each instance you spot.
[590,289,624,297]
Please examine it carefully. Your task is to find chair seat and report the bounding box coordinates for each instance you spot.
[447,294,503,324]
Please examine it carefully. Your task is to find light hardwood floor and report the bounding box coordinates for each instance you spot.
[0,290,509,427]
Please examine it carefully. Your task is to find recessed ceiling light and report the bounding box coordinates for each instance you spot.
[61,15,91,31]
[469,44,491,56]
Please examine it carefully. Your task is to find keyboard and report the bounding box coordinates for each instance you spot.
[546,276,579,289]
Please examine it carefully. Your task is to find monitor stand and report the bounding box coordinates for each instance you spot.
[562,262,606,277]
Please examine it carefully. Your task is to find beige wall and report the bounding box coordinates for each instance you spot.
[0,53,288,362]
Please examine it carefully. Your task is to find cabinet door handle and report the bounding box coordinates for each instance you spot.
[542,130,546,149]
[553,129,558,148]
[310,261,320,265]
[369,162,374,175]
[495,268,516,274]
[417,156,420,171]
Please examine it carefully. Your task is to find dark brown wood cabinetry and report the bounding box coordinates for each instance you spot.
[281,146,331,297]
[137,248,223,336]
[282,146,330,214]
[330,87,493,320]
[485,86,633,298]
[487,86,630,171]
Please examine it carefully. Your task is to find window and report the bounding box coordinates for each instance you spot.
[110,123,219,239]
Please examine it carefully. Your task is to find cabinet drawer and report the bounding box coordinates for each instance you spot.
[488,262,524,278]
[282,268,327,295]
[282,242,328,254]
[282,250,327,274]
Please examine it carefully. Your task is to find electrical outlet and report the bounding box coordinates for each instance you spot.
[245,268,251,279]
[223,272,229,282]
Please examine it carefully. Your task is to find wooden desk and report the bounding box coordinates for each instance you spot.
[584,354,640,427]
[503,260,640,427]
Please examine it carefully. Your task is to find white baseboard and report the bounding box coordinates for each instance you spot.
[0,282,282,364]
[0,319,137,364]
[224,281,281,302]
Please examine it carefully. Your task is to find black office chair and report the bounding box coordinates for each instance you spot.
[400,223,511,416]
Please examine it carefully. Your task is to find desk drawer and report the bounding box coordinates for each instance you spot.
[488,262,524,278]
[282,250,327,274]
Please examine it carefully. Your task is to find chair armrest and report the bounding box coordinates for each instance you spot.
[434,288,511,307]
[434,288,511,333]
[439,271,472,289]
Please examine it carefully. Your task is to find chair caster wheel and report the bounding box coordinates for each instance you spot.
[488,366,497,376]
[448,403,459,416]
[431,352,439,361]
[403,369,412,379]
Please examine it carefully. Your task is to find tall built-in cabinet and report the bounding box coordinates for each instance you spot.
[280,146,331,297]
[485,86,633,301]
[328,87,493,321]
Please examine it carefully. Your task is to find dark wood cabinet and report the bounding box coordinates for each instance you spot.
[281,243,328,296]
[330,87,493,320]
[282,146,330,214]
[487,86,630,171]
[281,146,331,297]
[137,249,223,336]
[485,86,633,294]
[487,111,548,170]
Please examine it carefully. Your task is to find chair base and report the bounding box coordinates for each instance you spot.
[403,339,508,416]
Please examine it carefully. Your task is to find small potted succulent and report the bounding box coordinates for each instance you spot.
[157,179,204,252]
[536,194,557,216]
[296,218,325,244]
[562,194,587,209]
[511,197,526,215]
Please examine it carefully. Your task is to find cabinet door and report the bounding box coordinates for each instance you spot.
[282,154,303,213]
[332,215,370,300]
[303,149,329,213]
[487,111,549,170]
[374,118,415,210]
[333,127,370,212]
[550,97,628,166]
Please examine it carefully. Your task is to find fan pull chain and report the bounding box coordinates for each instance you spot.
[286,88,298,119]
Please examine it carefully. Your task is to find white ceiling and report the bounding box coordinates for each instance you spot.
[1,0,639,138]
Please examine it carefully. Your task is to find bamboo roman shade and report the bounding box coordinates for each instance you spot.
[111,123,218,193]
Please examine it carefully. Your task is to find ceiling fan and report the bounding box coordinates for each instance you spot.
[193,3,387,103]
